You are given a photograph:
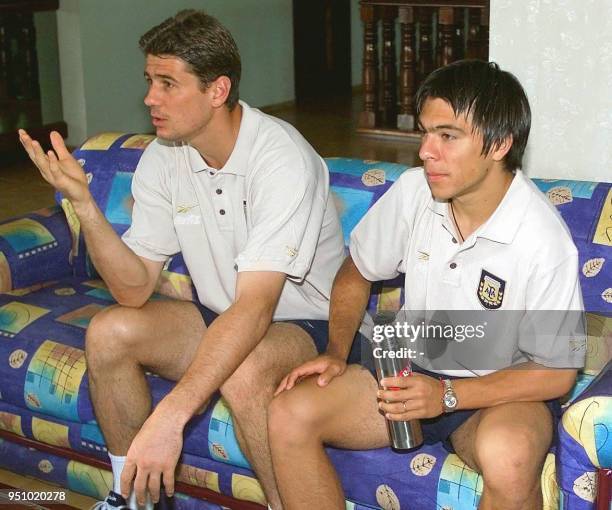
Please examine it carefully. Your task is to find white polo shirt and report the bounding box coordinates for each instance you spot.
[350,168,586,375]
[122,101,345,320]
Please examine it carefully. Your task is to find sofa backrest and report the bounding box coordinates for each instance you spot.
[59,133,612,376]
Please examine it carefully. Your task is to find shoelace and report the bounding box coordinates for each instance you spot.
[90,501,130,510]
[89,492,130,510]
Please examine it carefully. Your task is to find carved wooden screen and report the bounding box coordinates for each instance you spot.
[358,0,489,138]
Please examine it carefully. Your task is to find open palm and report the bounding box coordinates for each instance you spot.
[18,129,90,205]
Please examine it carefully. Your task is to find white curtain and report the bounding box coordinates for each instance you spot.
[490,0,612,182]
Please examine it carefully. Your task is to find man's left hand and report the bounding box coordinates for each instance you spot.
[377,373,445,421]
[120,409,183,505]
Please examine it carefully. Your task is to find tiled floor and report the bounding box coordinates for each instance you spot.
[265,93,422,165]
[0,92,422,221]
[0,157,57,220]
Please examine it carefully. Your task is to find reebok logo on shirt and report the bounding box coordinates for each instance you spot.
[177,204,198,214]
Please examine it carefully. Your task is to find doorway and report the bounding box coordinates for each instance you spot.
[292,0,352,103]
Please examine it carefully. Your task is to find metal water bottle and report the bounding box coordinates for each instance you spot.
[372,318,423,451]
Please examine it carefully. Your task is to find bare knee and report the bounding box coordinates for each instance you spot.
[475,421,549,501]
[85,305,144,369]
[268,381,326,447]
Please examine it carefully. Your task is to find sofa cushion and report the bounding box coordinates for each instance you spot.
[2,275,611,509]
[55,133,154,278]
[531,179,612,314]
[57,134,196,301]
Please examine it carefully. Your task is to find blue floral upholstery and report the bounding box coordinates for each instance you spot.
[0,133,610,509]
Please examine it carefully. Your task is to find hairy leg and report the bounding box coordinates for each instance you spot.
[268,365,389,510]
[220,323,319,510]
[85,300,206,454]
[450,401,553,510]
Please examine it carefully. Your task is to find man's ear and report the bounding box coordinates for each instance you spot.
[491,135,513,162]
[210,76,232,108]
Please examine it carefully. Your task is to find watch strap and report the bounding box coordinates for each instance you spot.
[442,378,457,413]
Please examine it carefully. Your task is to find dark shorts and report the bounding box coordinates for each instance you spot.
[363,362,562,453]
[193,301,364,365]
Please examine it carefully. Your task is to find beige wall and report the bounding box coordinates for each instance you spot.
[34,11,63,125]
[490,0,612,181]
[56,0,294,145]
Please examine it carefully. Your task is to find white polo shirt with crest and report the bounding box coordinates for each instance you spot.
[122,101,345,321]
[350,168,586,375]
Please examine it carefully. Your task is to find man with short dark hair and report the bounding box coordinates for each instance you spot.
[269,60,585,510]
[18,9,359,510]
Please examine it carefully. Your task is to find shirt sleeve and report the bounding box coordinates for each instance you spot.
[349,176,410,282]
[518,253,587,368]
[234,155,326,280]
[121,143,181,262]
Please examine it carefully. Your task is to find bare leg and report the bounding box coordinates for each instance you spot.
[88,307,322,509]
[220,323,319,510]
[268,365,389,510]
[450,401,553,510]
[85,301,206,454]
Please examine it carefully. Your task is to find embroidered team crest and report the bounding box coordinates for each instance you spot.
[477,269,506,309]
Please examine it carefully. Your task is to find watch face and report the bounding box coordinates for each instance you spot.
[443,392,458,410]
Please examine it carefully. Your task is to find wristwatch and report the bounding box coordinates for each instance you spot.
[441,379,458,413]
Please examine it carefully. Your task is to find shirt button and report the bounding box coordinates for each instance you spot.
[209,171,214,176]
[450,262,457,269]
[219,209,226,215]
[216,188,222,195]
[451,237,457,244]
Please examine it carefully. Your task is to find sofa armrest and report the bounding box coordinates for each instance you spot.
[0,205,74,292]
[562,363,611,465]
[556,361,611,506]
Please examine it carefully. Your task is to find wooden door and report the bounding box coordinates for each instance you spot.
[293,0,352,103]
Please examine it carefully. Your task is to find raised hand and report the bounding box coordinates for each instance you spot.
[18,129,91,206]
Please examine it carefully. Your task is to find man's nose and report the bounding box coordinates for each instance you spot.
[144,86,158,107]
[418,133,438,161]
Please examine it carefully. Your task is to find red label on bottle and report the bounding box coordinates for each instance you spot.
[399,362,413,378]
[389,363,413,390]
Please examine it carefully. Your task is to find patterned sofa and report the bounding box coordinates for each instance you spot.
[0,132,610,510]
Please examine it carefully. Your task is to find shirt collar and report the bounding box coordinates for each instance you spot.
[428,169,531,245]
[187,100,258,176]
[477,170,531,244]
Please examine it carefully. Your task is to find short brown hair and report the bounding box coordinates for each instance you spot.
[139,10,241,110]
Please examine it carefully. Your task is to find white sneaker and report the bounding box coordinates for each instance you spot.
[90,491,131,510]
